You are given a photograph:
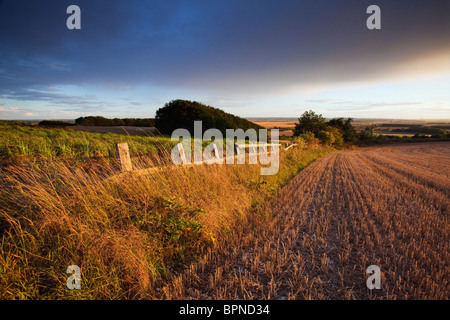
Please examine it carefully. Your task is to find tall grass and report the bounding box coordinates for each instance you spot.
[0,134,333,299]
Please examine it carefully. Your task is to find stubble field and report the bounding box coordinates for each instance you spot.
[161,142,449,299]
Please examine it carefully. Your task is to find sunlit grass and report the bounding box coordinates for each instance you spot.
[0,125,333,299]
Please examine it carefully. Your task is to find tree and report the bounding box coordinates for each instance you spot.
[327,117,358,143]
[155,99,263,135]
[293,110,327,136]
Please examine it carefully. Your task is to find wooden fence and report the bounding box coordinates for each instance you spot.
[115,142,298,172]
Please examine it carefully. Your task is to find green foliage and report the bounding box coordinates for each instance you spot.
[296,131,317,144]
[293,110,327,136]
[327,117,358,143]
[294,112,361,146]
[317,126,344,146]
[75,116,155,127]
[291,136,307,148]
[38,120,75,127]
[132,196,211,264]
[392,125,446,135]
[155,99,263,135]
[0,125,173,161]
[0,120,30,126]
[357,131,450,145]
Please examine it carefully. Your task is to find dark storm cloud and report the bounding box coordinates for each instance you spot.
[0,0,449,103]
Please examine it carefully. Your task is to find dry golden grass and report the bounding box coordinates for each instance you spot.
[2,138,448,300]
[160,142,450,300]
[0,139,331,299]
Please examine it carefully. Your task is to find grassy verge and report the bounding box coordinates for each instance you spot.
[0,128,334,299]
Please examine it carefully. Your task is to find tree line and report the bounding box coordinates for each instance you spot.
[293,110,450,146]
[74,116,155,127]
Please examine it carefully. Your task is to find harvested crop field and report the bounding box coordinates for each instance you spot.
[253,121,295,137]
[161,142,449,300]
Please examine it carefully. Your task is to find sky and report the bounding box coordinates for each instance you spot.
[0,0,449,120]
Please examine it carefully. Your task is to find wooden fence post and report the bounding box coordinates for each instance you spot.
[175,143,187,164]
[212,143,220,160]
[115,142,132,171]
[234,143,240,155]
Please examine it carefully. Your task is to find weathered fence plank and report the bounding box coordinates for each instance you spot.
[284,143,298,150]
[115,142,133,171]
[174,143,187,164]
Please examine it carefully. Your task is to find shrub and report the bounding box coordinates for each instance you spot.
[317,127,343,146]
[327,117,358,143]
[155,100,263,136]
[293,110,327,136]
[297,131,316,144]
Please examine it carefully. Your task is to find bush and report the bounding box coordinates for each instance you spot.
[297,131,316,143]
[155,99,263,136]
[291,136,307,149]
[317,130,331,145]
[317,127,343,146]
[327,118,358,143]
[293,110,327,136]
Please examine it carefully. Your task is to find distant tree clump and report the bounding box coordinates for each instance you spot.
[317,126,344,146]
[38,120,75,127]
[154,99,263,135]
[293,110,358,147]
[293,110,327,136]
[75,116,155,127]
[327,117,358,143]
[0,120,31,126]
[392,126,446,135]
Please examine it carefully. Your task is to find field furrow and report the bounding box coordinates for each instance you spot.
[162,142,450,300]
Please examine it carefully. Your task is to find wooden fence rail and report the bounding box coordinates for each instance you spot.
[115,142,299,172]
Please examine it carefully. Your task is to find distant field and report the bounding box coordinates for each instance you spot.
[253,121,295,137]
[253,119,450,138]
[253,121,297,129]
[252,118,449,138]
[352,119,450,135]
